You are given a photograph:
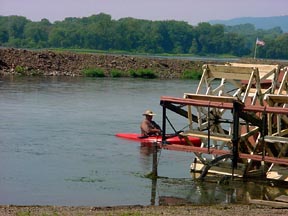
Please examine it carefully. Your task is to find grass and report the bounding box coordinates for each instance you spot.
[82,68,105,77]
[16,211,59,216]
[110,69,124,77]
[130,69,157,79]
[181,69,202,79]
[15,65,26,75]
[47,48,239,59]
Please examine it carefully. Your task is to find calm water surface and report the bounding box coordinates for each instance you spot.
[0,77,286,206]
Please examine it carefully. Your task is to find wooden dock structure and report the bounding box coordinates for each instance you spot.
[159,63,288,181]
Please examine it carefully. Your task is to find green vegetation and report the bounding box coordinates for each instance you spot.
[14,65,25,74]
[82,68,105,77]
[130,69,157,79]
[16,211,59,216]
[16,212,31,216]
[110,69,124,77]
[181,69,202,79]
[0,13,287,59]
[120,213,141,216]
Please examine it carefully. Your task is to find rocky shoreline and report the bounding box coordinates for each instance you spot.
[0,48,207,78]
[1,48,287,79]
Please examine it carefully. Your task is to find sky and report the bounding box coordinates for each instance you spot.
[0,0,287,25]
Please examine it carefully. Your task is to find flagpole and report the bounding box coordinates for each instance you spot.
[254,37,258,59]
[254,44,257,59]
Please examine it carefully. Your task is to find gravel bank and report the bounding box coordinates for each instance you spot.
[1,204,287,216]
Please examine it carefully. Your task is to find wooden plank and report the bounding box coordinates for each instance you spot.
[228,63,278,81]
[183,93,237,103]
[274,89,287,95]
[239,154,288,165]
[265,136,288,144]
[181,131,232,142]
[272,129,288,137]
[160,96,234,109]
[278,70,288,94]
[249,199,288,208]
[275,195,288,203]
[259,71,275,81]
[162,144,231,155]
[267,171,288,181]
[161,96,288,114]
[190,162,244,177]
[243,104,288,115]
[207,64,255,80]
[161,144,288,165]
[265,94,288,104]
[229,63,278,73]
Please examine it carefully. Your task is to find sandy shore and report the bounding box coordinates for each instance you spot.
[1,204,288,216]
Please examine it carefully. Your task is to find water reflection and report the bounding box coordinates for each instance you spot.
[154,176,288,205]
[139,145,288,206]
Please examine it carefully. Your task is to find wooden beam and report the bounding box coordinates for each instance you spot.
[181,131,231,142]
[228,63,278,73]
[265,94,288,104]
[160,96,288,114]
[206,64,255,80]
[275,195,288,203]
[249,199,288,208]
[264,136,288,144]
[183,93,238,103]
[244,104,288,115]
[161,144,288,165]
[160,96,234,109]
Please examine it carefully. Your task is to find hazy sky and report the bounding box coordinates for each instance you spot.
[1,0,287,24]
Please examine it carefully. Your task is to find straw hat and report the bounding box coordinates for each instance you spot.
[143,110,156,116]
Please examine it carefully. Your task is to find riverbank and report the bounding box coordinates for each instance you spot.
[1,48,286,78]
[1,204,287,216]
[0,48,205,78]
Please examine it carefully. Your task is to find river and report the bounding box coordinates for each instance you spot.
[0,76,286,206]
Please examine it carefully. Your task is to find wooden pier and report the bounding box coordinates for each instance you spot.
[159,63,288,181]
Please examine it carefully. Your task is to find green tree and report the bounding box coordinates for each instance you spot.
[0,13,287,59]
[24,19,51,47]
[6,16,30,39]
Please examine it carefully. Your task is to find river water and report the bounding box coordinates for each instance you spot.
[0,77,287,206]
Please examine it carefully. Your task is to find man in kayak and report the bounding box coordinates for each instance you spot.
[140,110,162,136]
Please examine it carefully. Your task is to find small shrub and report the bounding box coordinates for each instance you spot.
[110,69,123,77]
[182,69,202,79]
[15,65,25,75]
[82,68,105,77]
[130,68,157,79]
[16,211,31,216]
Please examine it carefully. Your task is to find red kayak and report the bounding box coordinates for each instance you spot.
[115,133,201,147]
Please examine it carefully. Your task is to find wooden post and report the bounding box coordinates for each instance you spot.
[161,102,167,144]
[152,141,158,178]
[150,178,157,205]
[232,101,242,172]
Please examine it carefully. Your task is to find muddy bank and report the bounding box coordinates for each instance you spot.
[0,48,208,78]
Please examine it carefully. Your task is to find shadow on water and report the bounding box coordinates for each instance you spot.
[140,145,288,206]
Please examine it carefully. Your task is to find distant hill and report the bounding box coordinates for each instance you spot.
[209,16,288,32]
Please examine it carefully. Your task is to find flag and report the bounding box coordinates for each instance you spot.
[256,38,265,46]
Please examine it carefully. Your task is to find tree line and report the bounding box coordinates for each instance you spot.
[0,13,287,59]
